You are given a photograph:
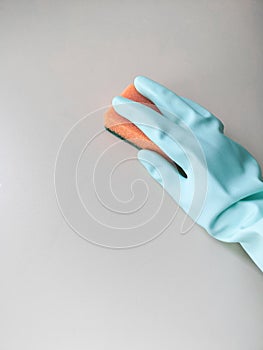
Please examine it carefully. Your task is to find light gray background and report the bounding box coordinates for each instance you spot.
[0,0,263,349]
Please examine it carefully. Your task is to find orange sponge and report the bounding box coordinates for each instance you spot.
[104,84,170,161]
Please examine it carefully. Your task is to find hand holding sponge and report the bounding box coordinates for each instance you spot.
[104,76,263,272]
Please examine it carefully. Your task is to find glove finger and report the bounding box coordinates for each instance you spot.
[180,96,224,132]
[179,96,212,118]
[134,76,200,126]
[138,149,190,210]
[112,95,192,172]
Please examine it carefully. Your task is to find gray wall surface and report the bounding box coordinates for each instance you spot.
[0,0,263,349]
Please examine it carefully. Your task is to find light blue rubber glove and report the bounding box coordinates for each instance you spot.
[112,76,263,272]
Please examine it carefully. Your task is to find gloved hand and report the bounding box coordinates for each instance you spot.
[112,76,263,272]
